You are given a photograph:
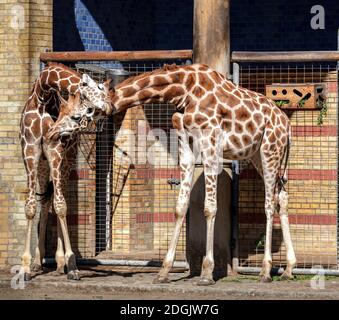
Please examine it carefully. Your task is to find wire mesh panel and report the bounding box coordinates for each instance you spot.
[47,59,190,263]
[238,62,338,270]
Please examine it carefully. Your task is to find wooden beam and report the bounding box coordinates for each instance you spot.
[40,50,193,63]
[193,0,230,76]
[232,51,339,63]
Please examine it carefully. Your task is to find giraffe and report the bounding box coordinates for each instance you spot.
[52,63,296,285]
[20,62,109,280]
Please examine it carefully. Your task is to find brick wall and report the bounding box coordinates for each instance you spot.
[0,1,52,268]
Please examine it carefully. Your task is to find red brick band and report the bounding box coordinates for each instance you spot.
[291,125,336,137]
[239,213,336,225]
[58,212,336,226]
[240,169,337,180]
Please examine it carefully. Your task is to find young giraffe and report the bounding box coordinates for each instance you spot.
[53,63,296,285]
[20,62,109,280]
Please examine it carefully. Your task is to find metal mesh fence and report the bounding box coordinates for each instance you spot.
[46,59,190,263]
[237,62,338,270]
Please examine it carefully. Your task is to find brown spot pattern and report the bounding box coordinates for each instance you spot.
[235,106,250,121]
[192,86,205,98]
[198,73,214,91]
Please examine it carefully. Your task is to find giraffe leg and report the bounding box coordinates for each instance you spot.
[278,188,296,280]
[55,218,66,274]
[154,113,195,283]
[32,160,51,273]
[21,141,42,281]
[258,148,281,283]
[197,136,221,286]
[46,142,79,280]
[56,140,77,275]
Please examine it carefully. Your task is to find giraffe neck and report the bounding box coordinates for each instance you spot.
[112,65,195,112]
[36,63,81,101]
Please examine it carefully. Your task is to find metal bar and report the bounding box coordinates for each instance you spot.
[43,258,189,269]
[40,50,193,63]
[231,63,240,273]
[232,51,339,63]
[237,266,339,276]
[231,160,240,273]
[337,30,339,268]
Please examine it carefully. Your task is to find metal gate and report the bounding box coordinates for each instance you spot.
[232,57,339,273]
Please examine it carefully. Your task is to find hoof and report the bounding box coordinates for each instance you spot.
[31,263,43,273]
[55,267,65,275]
[259,275,272,283]
[24,273,31,282]
[153,276,170,284]
[67,270,80,281]
[280,272,294,281]
[197,278,215,286]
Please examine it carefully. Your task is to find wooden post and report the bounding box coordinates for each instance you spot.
[193,0,230,77]
[188,0,232,279]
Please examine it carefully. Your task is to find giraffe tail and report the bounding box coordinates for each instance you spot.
[36,181,54,200]
[280,126,291,187]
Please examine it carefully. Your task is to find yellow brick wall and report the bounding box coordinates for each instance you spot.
[0,1,52,268]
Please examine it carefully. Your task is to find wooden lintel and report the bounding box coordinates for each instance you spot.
[40,50,193,63]
[232,51,339,63]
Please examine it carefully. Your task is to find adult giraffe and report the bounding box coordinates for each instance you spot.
[20,62,109,280]
[52,63,296,285]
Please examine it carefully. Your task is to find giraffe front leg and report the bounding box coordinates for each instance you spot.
[55,218,66,274]
[21,145,42,280]
[197,142,220,286]
[154,113,195,284]
[54,195,79,280]
[22,185,37,280]
[31,200,49,273]
[47,142,79,280]
[32,163,52,273]
[278,189,296,280]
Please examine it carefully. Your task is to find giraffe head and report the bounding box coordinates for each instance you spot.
[46,92,88,140]
[79,73,112,114]
[47,74,113,140]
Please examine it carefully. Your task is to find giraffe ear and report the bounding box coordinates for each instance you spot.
[82,73,97,88]
[104,78,115,91]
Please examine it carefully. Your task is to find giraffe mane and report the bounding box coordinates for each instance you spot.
[115,64,180,90]
[163,63,178,71]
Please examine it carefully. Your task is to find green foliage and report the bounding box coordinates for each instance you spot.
[316,99,328,126]
[274,100,289,107]
[297,98,306,108]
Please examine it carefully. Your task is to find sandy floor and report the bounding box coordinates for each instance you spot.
[1,266,339,300]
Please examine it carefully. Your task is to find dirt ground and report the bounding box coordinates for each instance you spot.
[1,266,339,300]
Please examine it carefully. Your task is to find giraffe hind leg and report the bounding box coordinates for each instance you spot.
[277,183,296,280]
